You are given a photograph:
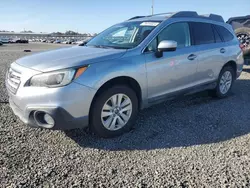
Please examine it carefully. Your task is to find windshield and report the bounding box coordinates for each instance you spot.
[86,21,160,49]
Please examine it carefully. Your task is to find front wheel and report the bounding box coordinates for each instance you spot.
[212,66,235,98]
[90,85,138,138]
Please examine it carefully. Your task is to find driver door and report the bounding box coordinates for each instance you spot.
[144,22,198,102]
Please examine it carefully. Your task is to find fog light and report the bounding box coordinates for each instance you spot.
[33,111,55,129]
[44,114,55,127]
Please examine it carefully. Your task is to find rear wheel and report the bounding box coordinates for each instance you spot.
[212,66,235,98]
[90,85,138,138]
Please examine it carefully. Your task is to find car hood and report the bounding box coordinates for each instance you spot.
[16,46,127,72]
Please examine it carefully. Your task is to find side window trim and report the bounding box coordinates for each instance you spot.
[210,24,216,43]
[188,22,195,46]
[212,24,224,42]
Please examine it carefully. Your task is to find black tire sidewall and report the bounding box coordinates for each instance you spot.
[90,85,138,138]
[216,66,235,98]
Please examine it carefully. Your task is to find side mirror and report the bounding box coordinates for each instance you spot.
[155,40,177,58]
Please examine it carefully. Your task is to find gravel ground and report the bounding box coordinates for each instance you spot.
[1,43,250,187]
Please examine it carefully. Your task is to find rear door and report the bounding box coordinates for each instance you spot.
[189,22,225,84]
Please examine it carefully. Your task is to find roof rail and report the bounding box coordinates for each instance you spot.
[148,12,174,17]
[128,11,224,23]
[171,11,224,22]
[171,11,198,18]
[128,13,173,20]
[128,16,146,20]
[199,14,224,23]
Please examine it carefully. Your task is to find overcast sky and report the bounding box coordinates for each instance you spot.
[0,0,249,33]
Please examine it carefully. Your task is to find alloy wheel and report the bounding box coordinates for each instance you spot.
[219,71,232,94]
[101,94,132,131]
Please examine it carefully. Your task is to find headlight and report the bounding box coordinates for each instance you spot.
[28,67,88,87]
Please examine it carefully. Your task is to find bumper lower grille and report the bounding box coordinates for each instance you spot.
[6,68,21,94]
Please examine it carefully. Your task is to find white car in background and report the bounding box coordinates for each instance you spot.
[76,37,92,45]
[53,40,61,44]
[75,40,84,44]
[1,38,9,43]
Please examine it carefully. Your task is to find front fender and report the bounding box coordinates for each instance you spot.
[74,55,148,105]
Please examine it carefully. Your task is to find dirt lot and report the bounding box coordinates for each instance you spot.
[1,43,250,187]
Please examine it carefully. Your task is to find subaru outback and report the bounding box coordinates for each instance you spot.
[6,11,244,138]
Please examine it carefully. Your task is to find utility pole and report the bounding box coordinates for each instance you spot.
[151,0,154,15]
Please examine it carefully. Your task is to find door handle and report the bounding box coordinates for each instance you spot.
[187,54,197,61]
[220,48,226,53]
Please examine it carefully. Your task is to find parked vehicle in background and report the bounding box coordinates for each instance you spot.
[16,39,28,43]
[1,38,9,43]
[62,40,68,44]
[77,38,92,46]
[227,15,250,59]
[54,40,61,44]
[0,40,2,46]
[49,39,55,43]
[64,39,76,44]
[66,39,72,44]
[76,40,85,45]
[6,11,244,138]
[9,38,18,43]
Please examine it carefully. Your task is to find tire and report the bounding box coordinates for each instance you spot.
[211,66,235,98]
[90,85,138,138]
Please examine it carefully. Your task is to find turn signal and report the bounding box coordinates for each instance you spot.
[74,67,88,79]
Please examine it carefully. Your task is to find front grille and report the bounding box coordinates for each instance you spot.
[6,68,21,94]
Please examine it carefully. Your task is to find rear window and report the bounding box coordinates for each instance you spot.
[190,22,215,45]
[214,25,234,42]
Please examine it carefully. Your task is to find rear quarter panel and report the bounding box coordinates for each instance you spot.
[223,40,244,78]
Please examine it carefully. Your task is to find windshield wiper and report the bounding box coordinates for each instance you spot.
[87,45,129,49]
[107,46,130,49]
[88,45,112,49]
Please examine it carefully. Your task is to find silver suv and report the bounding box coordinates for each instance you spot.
[6,11,244,137]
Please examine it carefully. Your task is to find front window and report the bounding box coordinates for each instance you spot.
[86,21,160,49]
[146,22,191,52]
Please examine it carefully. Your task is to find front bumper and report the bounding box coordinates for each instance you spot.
[9,99,90,130]
[6,64,97,130]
